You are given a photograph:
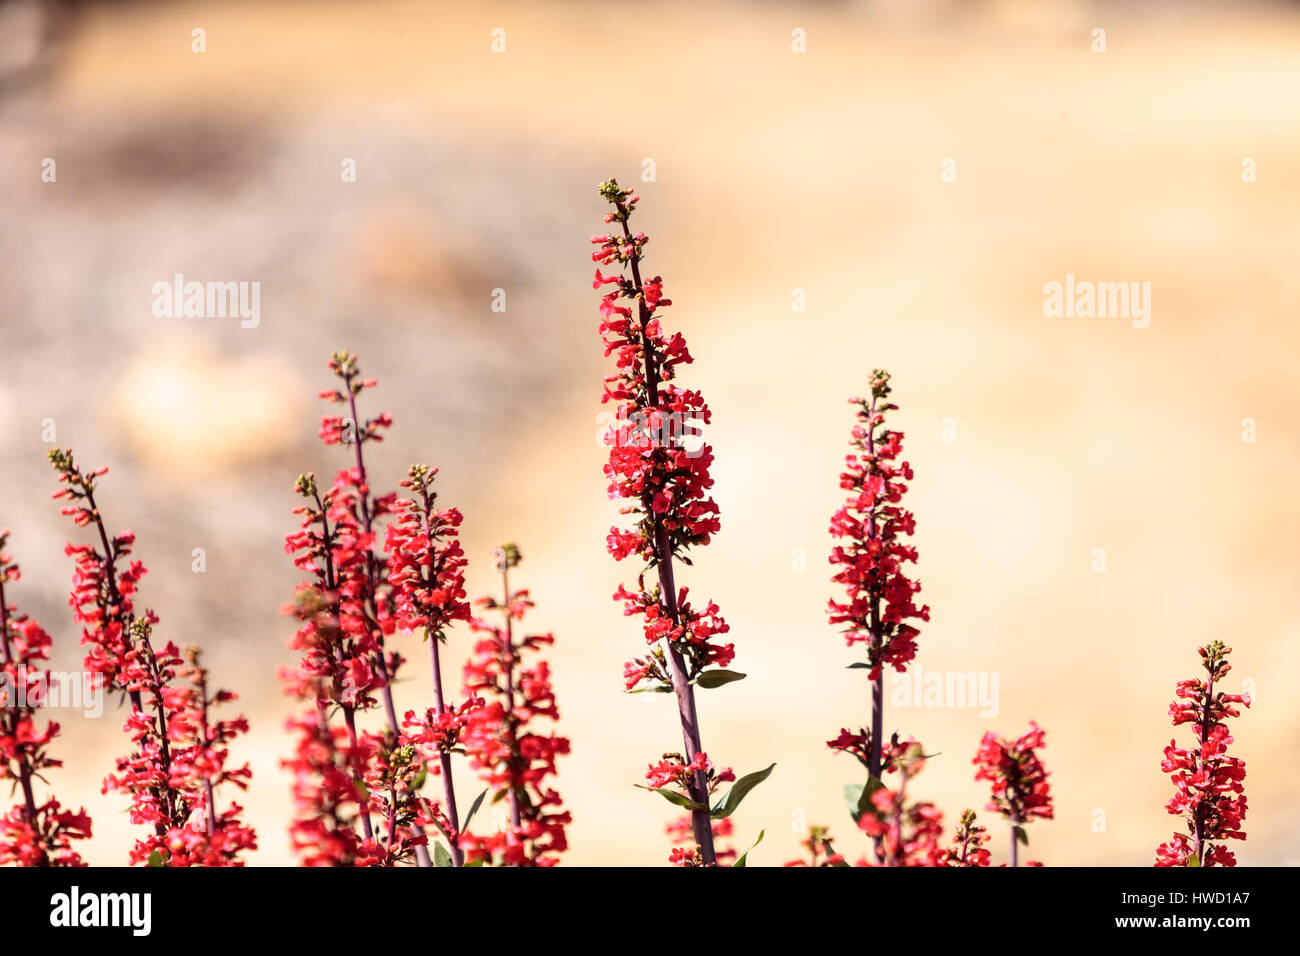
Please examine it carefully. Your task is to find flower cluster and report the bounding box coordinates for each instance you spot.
[594,180,729,688]
[973,721,1053,866]
[108,642,257,866]
[947,809,992,868]
[457,545,571,866]
[785,825,846,868]
[596,179,754,866]
[1155,641,1249,868]
[973,722,1054,825]
[49,449,255,866]
[644,751,734,795]
[318,351,405,718]
[856,739,947,867]
[828,370,929,681]
[0,532,92,867]
[282,471,415,865]
[667,815,735,867]
[386,462,477,866]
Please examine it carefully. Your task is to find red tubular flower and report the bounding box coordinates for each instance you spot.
[947,809,992,868]
[1155,641,1249,868]
[595,178,765,865]
[457,544,572,867]
[317,352,403,728]
[48,449,255,866]
[0,532,92,867]
[282,471,419,865]
[784,825,847,867]
[973,721,1053,866]
[828,370,929,782]
[319,353,439,864]
[387,463,475,866]
[666,814,734,867]
[853,738,946,867]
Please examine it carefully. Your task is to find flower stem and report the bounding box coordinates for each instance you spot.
[0,577,40,834]
[617,206,717,866]
[339,387,432,868]
[500,563,523,838]
[427,628,465,866]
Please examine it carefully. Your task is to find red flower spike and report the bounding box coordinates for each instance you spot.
[827,371,929,782]
[48,451,255,865]
[1155,641,1249,868]
[973,721,1054,866]
[596,178,760,866]
[456,545,572,866]
[0,532,92,867]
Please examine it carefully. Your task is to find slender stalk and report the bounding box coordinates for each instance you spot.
[195,664,217,837]
[863,390,884,783]
[312,488,375,845]
[1009,818,1020,868]
[500,563,523,837]
[0,578,41,838]
[81,483,144,715]
[617,207,717,865]
[1192,664,1216,863]
[426,626,464,866]
[342,379,432,868]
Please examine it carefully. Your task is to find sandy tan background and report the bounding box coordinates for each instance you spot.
[0,0,1297,865]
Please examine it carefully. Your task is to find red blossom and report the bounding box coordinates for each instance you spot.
[0,532,92,867]
[596,177,747,866]
[457,545,571,867]
[1155,641,1248,868]
[49,450,255,866]
[828,370,929,682]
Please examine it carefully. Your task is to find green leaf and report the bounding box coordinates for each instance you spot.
[636,785,706,812]
[626,684,673,694]
[1013,825,1029,847]
[846,776,884,823]
[732,829,765,868]
[146,849,166,868]
[694,669,747,689]
[434,842,453,867]
[846,662,873,669]
[411,763,428,792]
[462,788,489,831]
[1187,853,1201,868]
[844,784,864,821]
[710,763,776,819]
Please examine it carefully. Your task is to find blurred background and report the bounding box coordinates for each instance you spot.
[0,0,1297,866]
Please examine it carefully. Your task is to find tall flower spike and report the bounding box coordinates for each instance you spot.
[458,544,572,866]
[827,371,929,782]
[1155,641,1249,867]
[49,450,254,865]
[282,471,401,865]
[320,351,435,868]
[388,463,476,866]
[0,532,92,867]
[973,722,1053,867]
[596,178,767,866]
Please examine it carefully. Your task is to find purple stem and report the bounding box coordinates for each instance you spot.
[341,382,432,868]
[617,204,717,865]
[427,628,465,866]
